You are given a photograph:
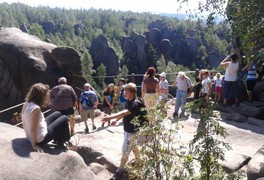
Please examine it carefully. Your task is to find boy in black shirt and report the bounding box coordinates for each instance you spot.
[101,83,146,180]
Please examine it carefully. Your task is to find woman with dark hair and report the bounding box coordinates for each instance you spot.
[102,83,116,127]
[141,67,159,110]
[220,53,239,106]
[22,83,70,152]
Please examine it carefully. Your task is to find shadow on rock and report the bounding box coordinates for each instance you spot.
[12,138,71,157]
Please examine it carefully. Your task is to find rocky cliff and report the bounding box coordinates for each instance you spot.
[0,27,86,122]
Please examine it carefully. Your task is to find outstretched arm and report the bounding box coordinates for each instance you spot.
[101,109,131,123]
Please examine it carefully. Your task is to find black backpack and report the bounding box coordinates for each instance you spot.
[81,92,94,108]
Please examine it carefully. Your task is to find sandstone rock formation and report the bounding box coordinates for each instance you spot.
[0,27,85,122]
[1,101,264,179]
[89,34,119,84]
[0,122,99,180]
[254,80,264,102]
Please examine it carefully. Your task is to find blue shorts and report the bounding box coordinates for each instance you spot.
[223,80,238,99]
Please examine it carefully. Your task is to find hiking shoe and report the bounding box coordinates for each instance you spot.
[84,128,89,133]
[180,112,185,117]
[109,171,121,180]
[92,125,96,130]
[173,112,178,118]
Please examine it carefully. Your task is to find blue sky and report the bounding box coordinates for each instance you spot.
[0,0,205,14]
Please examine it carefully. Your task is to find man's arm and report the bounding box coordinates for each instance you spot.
[220,55,230,68]
[94,99,99,109]
[71,87,78,108]
[242,64,249,71]
[141,82,146,99]
[172,79,177,87]
[102,109,131,123]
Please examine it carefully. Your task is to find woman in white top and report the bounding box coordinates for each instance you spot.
[220,53,239,106]
[200,70,211,101]
[22,83,70,152]
[159,72,169,101]
[213,72,223,103]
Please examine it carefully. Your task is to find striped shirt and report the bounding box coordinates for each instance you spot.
[247,64,257,80]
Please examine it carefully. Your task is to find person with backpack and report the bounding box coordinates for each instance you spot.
[79,83,98,133]
[101,83,147,180]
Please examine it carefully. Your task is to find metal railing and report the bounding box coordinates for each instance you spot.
[1,69,219,126]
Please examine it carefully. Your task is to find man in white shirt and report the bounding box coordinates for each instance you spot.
[172,71,192,117]
[220,53,239,106]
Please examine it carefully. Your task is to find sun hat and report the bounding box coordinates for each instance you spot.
[160,72,166,77]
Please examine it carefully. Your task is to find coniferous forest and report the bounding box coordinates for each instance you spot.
[0,1,263,89]
[0,3,232,84]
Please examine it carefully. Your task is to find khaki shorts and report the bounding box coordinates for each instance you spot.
[81,109,95,121]
[144,93,157,110]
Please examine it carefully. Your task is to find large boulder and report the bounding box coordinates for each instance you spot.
[0,122,98,180]
[42,20,56,34]
[120,33,148,85]
[254,80,264,102]
[0,27,85,122]
[89,34,119,84]
[147,28,161,50]
[247,145,264,180]
[160,39,172,60]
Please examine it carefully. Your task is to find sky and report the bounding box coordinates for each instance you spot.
[0,0,204,15]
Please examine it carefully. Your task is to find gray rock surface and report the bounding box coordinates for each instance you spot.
[0,27,85,122]
[1,102,264,179]
[247,145,264,180]
[0,122,98,180]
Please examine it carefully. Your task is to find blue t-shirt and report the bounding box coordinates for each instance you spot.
[120,85,127,103]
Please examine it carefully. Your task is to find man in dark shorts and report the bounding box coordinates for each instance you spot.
[220,53,239,106]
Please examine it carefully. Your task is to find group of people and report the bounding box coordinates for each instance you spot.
[21,53,257,180]
[20,76,131,150]
[192,53,257,107]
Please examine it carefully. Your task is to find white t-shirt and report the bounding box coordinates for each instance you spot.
[159,79,169,92]
[159,79,169,99]
[176,76,192,91]
[22,102,47,143]
[224,62,239,81]
[202,77,211,94]
[213,76,222,87]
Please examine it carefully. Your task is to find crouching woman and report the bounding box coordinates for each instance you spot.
[22,83,70,152]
